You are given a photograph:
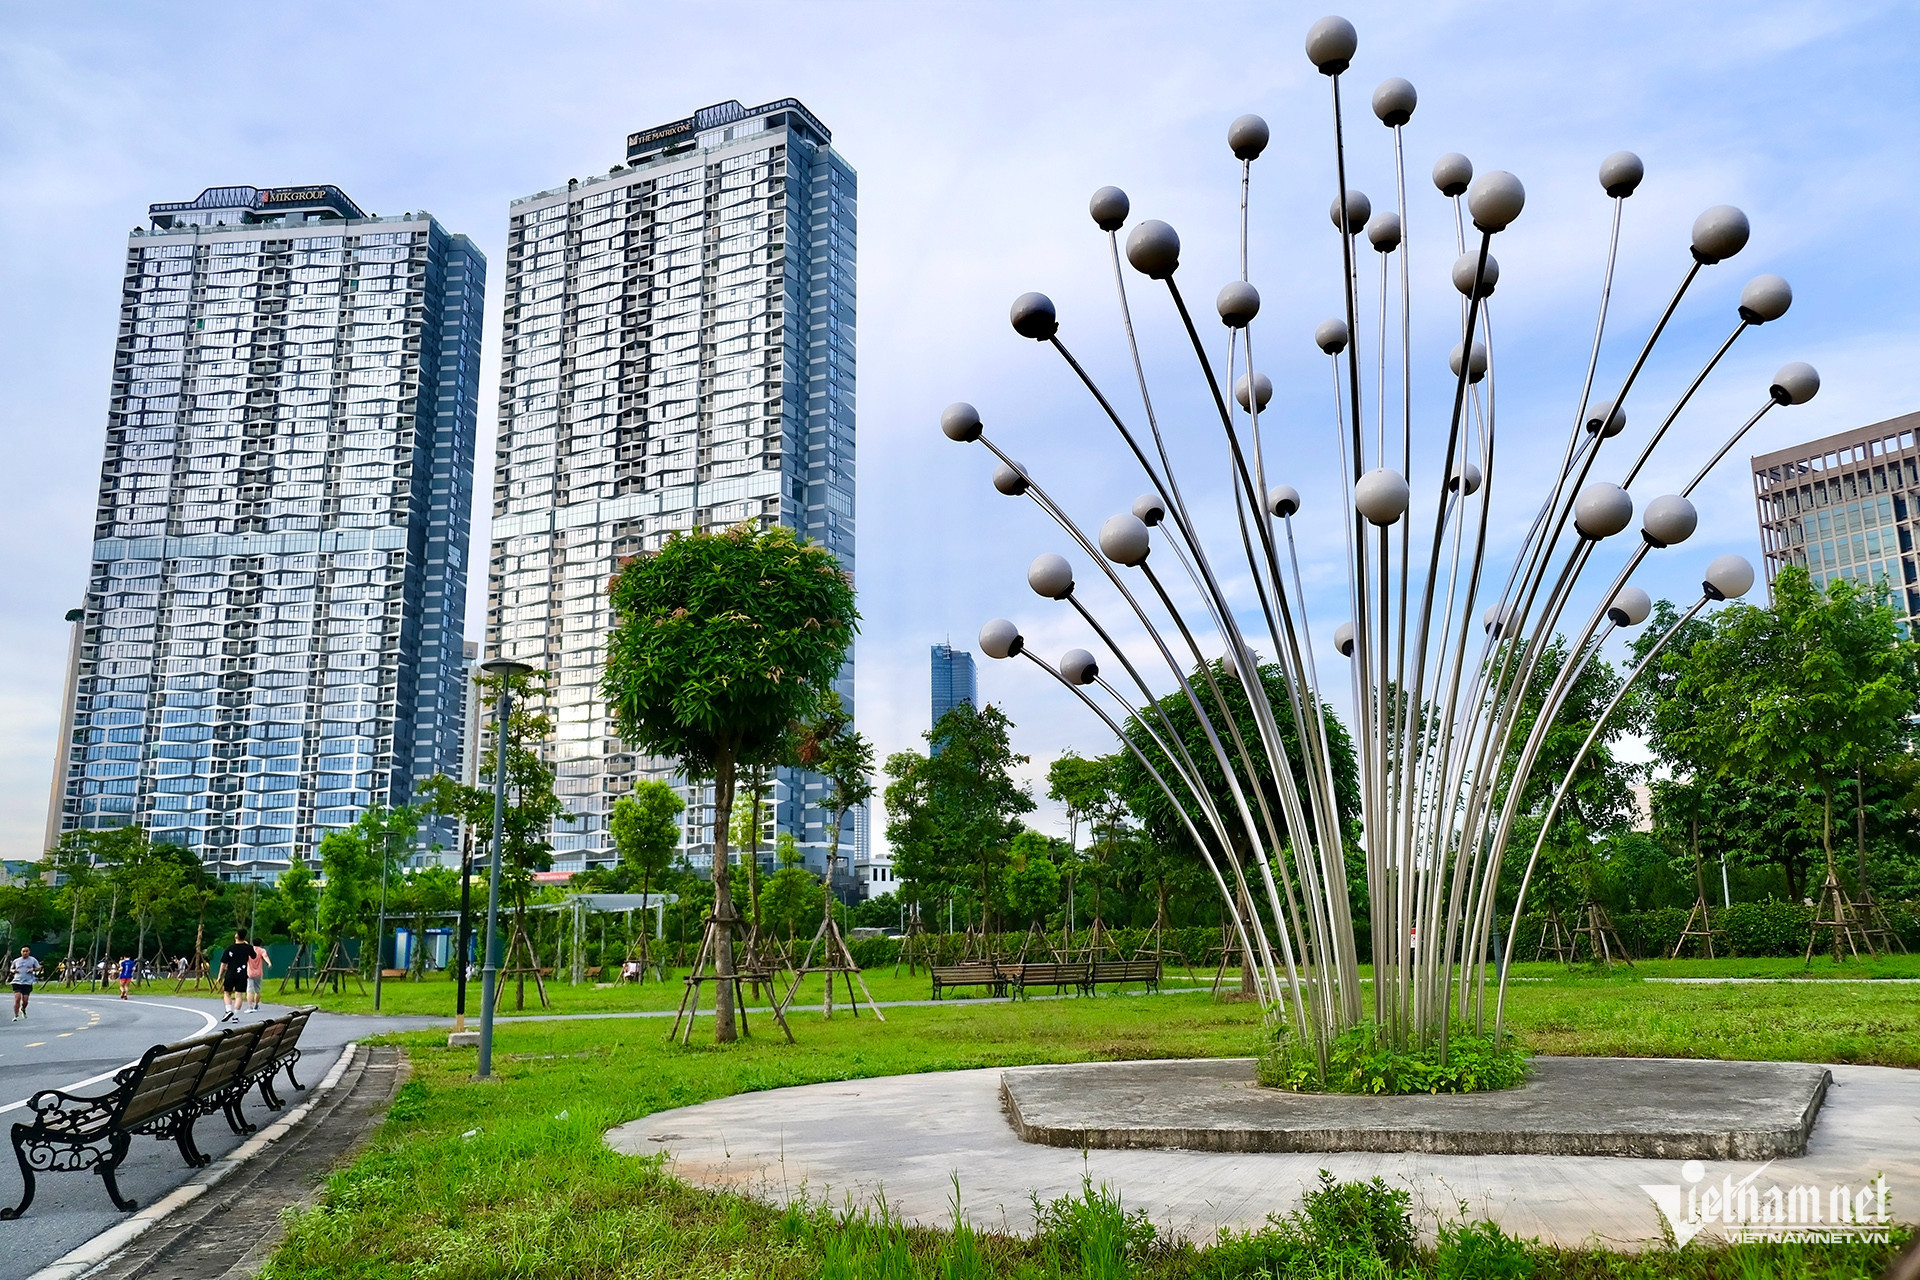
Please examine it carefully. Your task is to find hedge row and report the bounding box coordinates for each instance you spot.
[1513,900,1920,959]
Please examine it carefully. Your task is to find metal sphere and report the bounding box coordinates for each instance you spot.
[1221,646,1240,680]
[1584,397,1626,438]
[1690,205,1751,264]
[1574,482,1633,540]
[1354,468,1410,525]
[1315,317,1350,355]
[1329,189,1371,234]
[1468,170,1526,232]
[1333,621,1356,657]
[979,618,1024,660]
[1483,603,1516,636]
[1089,185,1130,232]
[1099,512,1152,566]
[1305,15,1358,75]
[940,402,982,442]
[1598,151,1644,198]
[1366,211,1402,253]
[1132,493,1167,527]
[1449,460,1483,495]
[1060,648,1099,686]
[1641,493,1698,548]
[1372,77,1416,126]
[1235,370,1274,412]
[1216,280,1261,328]
[992,460,1030,496]
[1739,274,1792,325]
[1432,152,1473,198]
[1027,552,1074,600]
[1126,219,1181,279]
[1770,361,1820,406]
[1702,554,1755,602]
[1269,484,1301,518]
[1228,114,1270,160]
[1452,251,1500,298]
[1607,585,1653,628]
[1449,339,1488,384]
[1009,291,1058,341]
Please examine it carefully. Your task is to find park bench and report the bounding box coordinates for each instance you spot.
[0,1037,216,1218]
[250,1006,315,1111]
[188,1020,268,1141]
[1088,959,1162,993]
[1004,961,1091,998]
[930,963,1008,999]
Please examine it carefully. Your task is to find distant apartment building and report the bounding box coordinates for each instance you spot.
[486,99,857,877]
[1751,410,1920,627]
[54,184,482,878]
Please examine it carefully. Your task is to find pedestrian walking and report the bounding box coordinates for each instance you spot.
[10,948,40,1021]
[245,940,272,1012]
[116,954,135,999]
[214,929,257,1022]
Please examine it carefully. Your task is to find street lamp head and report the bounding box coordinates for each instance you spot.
[1125,220,1181,278]
[1305,15,1358,75]
[1027,552,1075,600]
[1315,317,1350,355]
[1333,621,1356,657]
[1770,361,1820,406]
[1330,189,1371,234]
[1009,291,1059,341]
[1641,494,1698,548]
[1269,484,1302,518]
[1216,280,1261,328]
[1132,493,1167,527]
[1228,113,1271,160]
[1089,185,1130,231]
[1235,370,1274,412]
[1690,204,1750,264]
[1607,585,1653,627]
[940,402,983,442]
[1372,77,1417,126]
[1060,648,1099,685]
[979,618,1024,659]
[1451,251,1499,298]
[1703,554,1756,601]
[1432,152,1473,198]
[1598,150,1645,198]
[480,659,533,678]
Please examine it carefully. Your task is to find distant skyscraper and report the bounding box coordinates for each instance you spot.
[1752,409,1920,628]
[487,98,856,875]
[930,642,976,745]
[55,184,483,878]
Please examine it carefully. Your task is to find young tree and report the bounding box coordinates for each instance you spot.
[884,702,1034,936]
[1003,829,1065,928]
[317,805,419,974]
[761,833,819,941]
[400,866,461,979]
[1671,568,1920,904]
[602,523,857,1043]
[609,780,685,972]
[799,693,874,907]
[418,667,569,1007]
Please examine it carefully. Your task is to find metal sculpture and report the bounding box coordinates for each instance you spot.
[946,15,1819,1071]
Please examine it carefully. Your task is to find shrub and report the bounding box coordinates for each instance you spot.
[1257,1023,1530,1095]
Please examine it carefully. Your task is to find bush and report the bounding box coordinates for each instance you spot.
[1205,1171,1415,1277]
[1032,1176,1160,1277]
[1257,1023,1530,1095]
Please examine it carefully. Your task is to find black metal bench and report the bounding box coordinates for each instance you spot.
[1,1037,215,1218]
[191,1020,267,1138]
[1088,959,1162,992]
[930,963,1007,999]
[256,1006,315,1109]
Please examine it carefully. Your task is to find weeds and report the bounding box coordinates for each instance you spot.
[1257,1024,1529,1095]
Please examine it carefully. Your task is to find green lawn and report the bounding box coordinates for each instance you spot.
[259,975,1918,1278]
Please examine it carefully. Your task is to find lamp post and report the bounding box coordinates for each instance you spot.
[476,657,532,1079]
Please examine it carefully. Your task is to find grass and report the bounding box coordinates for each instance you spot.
[259,978,1917,1278]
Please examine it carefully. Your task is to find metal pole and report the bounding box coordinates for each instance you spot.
[478,673,517,1079]
[373,824,392,1011]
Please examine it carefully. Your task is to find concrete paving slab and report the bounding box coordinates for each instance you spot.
[607,1059,1920,1248]
[1000,1057,1831,1159]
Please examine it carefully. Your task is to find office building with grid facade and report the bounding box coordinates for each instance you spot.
[55,184,483,877]
[1752,410,1920,627]
[488,99,856,875]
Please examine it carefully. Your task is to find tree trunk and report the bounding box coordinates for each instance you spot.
[1855,765,1870,899]
[711,740,739,1044]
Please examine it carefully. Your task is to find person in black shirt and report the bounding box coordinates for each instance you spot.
[215,929,257,1023]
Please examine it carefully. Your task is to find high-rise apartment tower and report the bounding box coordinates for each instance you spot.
[488,99,856,874]
[930,642,976,749]
[1751,409,1920,628]
[55,184,483,878]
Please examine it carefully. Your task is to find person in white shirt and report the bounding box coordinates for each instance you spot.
[11,948,42,1021]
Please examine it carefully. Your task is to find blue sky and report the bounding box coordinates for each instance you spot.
[3,1,1916,858]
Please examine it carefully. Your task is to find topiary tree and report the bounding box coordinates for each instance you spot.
[603,523,857,1043]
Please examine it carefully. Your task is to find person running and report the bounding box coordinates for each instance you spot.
[116,954,136,999]
[215,929,256,1022]
[245,939,271,1013]
[10,948,40,1021]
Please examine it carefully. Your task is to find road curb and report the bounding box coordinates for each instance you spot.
[24,1043,360,1280]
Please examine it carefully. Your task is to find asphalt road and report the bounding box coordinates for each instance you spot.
[0,989,435,1280]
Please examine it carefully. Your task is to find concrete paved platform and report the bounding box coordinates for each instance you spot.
[608,1059,1920,1248]
[1000,1057,1830,1159]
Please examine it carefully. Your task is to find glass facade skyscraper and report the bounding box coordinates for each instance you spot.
[55,184,483,878]
[488,98,856,875]
[930,643,976,738]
